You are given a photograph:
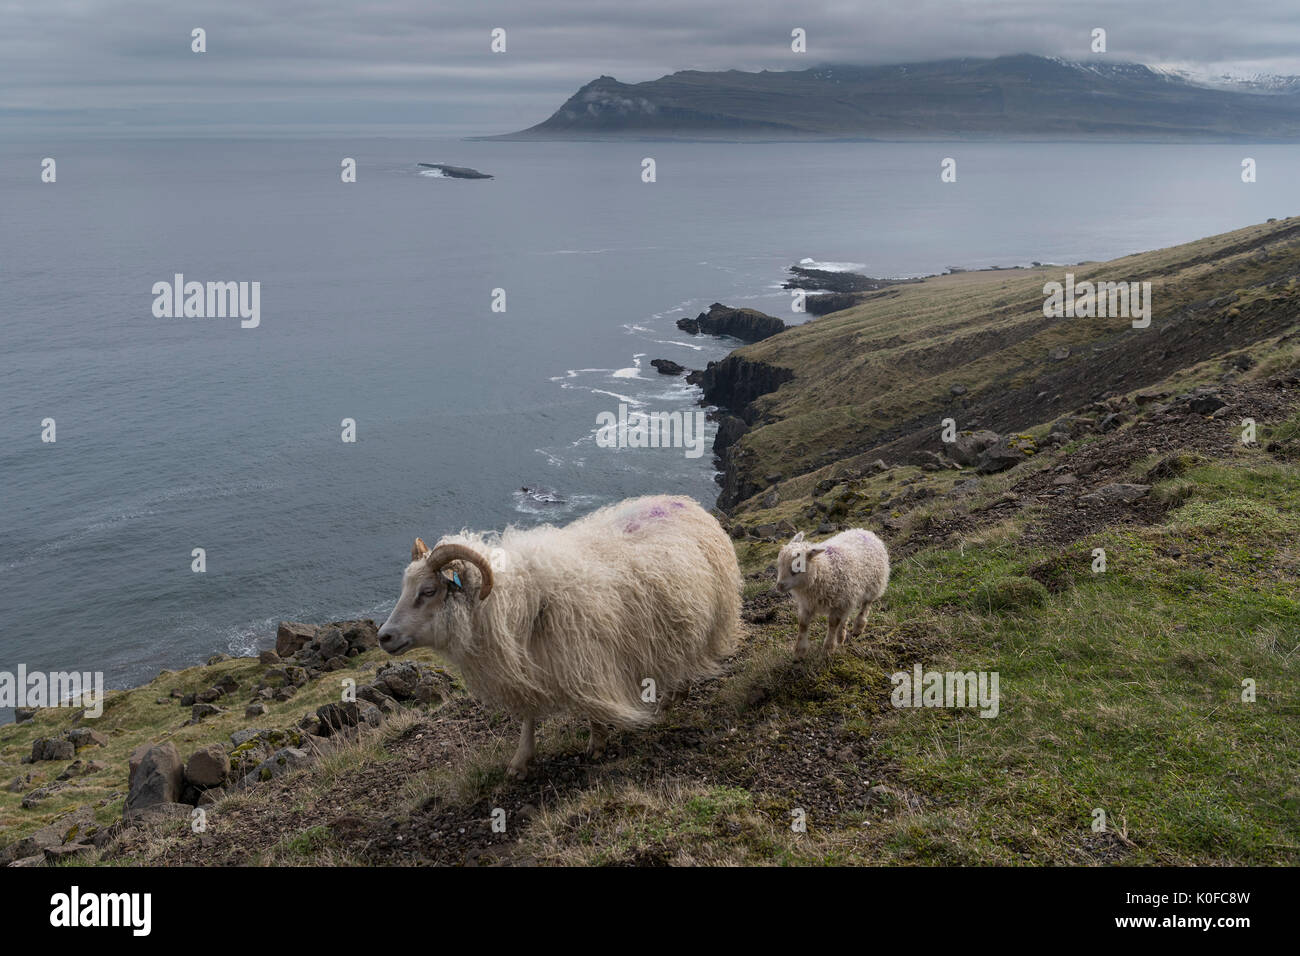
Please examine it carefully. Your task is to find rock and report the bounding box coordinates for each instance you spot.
[315,702,363,735]
[1187,391,1227,415]
[185,744,230,788]
[650,358,686,376]
[417,162,493,179]
[712,414,748,452]
[1049,346,1071,361]
[124,743,184,815]
[195,687,224,703]
[950,384,968,396]
[14,708,35,724]
[676,303,786,343]
[976,437,1035,474]
[945,429,1000,467]
[55,760,86,781]
[30,737,76,762]
[949,478,980,497]
[317,626,349,661]
[125,802,194,824]
[1079,483,1151,506]
[21,786,60,808]
[44,843,94,862]
[356,685,398,713]
[276,621,316,657]
[1052,474,1079,486]
[190,703,225,721]
[179,693,196,707]
[242,747,315,787]
[259,649,281,665]
[337,620,380,653]
[245,702,269,718]
[0,806,97,865]
[1099,412,1127,432]
[230,728,271,747]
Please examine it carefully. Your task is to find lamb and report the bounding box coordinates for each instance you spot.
[775,528,890,658]
[377,495,742,777]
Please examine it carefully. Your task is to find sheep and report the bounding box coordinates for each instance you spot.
[377,495,742,777]
[775,528,890,658]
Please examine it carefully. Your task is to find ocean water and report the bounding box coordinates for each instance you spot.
[2,137,1298,712]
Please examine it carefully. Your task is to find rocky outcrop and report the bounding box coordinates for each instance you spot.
[125,743,184,816]
[694,356,794,424]
[276,621,315,657]
[677,303,786,343]
[784,266,899,294]
[650,358,687,375]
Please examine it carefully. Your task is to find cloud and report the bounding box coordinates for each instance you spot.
[3,0,1297,133]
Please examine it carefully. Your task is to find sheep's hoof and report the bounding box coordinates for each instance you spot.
[505,763,530,780]
[793,642,810,659]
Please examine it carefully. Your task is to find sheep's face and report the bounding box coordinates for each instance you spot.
[776,533,826,593]
[378,543,483,655]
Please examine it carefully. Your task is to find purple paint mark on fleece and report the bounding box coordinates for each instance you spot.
[624,499,685,533]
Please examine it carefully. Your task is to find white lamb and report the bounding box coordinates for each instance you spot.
[775,528,890,657]
[377,495,742,777]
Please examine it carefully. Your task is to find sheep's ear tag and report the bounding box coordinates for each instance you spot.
[444,571,463,592]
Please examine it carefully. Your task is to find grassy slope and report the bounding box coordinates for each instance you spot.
[5,220,1299,866]
[724,217,1300,510]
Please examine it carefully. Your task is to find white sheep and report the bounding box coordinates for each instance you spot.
[378,495,742,777]
[775,528,890,657]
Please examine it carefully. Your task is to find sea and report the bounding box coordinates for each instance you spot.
[3,136,1298,715]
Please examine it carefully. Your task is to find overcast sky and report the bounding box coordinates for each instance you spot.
[4,0,1299,135]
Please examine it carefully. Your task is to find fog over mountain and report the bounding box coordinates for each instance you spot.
[5,0,1300,134]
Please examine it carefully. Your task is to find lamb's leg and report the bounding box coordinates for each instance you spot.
[823,613,844,653]
[506,718,536,779]
[587,722,607,759]
[794,606,813,659]
[847,603,872,643]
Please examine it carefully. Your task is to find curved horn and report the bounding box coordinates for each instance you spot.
[425,543,494,601]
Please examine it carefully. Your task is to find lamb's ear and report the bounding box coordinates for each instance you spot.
[412,537,430,561]
[807,545,828,560]
[791,531,805,544]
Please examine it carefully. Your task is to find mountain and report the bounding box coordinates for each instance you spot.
[492,54,1300,140]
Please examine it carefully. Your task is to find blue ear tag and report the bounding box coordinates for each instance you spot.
[453,572,462,588]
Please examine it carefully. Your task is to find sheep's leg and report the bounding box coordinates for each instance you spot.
[587,722,607,759]
[822,613,844,653]
[793,606,813,659]
[506,718,536,779]
[847,603,873,643]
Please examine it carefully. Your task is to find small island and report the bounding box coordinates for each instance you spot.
[417,163,493,179]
